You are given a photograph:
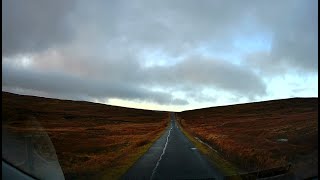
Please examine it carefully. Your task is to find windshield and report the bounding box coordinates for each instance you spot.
[2,0,318,180]
[2,116,65,179]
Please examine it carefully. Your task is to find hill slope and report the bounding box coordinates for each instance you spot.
[177,98,318,179]
[2,92,169,179]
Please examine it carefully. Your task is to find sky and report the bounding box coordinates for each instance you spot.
[2,0,318,112]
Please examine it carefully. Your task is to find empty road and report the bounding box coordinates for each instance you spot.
[122,113,224,180]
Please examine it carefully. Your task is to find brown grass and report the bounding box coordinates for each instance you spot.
[177,98,318,178]
[2,92,169,179]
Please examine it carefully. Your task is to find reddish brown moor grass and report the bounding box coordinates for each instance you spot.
[2,92,169,179]
[177,98,318,177]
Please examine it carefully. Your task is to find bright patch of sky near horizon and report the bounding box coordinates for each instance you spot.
[2,0,318,111]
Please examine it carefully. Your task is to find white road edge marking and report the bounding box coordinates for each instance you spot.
[194,137,219,153]
[150,123,173,180]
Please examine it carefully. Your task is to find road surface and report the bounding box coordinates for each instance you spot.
[122,113,224,180]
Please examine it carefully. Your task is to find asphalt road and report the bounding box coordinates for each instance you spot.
[122,113,224,180]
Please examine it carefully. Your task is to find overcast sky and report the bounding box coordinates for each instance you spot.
[2,0,318,111]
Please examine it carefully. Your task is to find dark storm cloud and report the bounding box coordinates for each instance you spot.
[2,0,317,106]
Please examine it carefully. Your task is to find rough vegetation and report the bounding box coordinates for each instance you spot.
[178,98,318,179]
[2,92,168,179]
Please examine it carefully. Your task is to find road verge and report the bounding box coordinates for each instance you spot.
[98,114,171,180]
[175,114,241,178]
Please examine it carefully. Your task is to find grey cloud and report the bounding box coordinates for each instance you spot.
[2,0,76,56]
[3,52,266,103]
[2,0,317,106]
[2,63,188,106]
[3,0,316,71]
[184,90,217,103]
[35,49,267,98]
[144,57,267,99]
[292,88,308,94]
[244,0,318,74]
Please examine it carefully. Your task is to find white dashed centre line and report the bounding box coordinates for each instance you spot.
[150,123,173,180]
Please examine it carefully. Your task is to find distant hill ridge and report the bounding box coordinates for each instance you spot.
[2,91,317,113]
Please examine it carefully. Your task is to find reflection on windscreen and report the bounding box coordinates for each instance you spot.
[2,116,65,180]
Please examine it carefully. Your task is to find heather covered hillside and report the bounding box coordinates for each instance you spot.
[178,98,318,179]
[2,92,169,179]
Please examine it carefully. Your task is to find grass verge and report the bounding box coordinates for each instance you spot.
[175,115,241,178]
[97,116,170,180]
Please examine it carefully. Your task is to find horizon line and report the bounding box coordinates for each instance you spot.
[2,90,318,112]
